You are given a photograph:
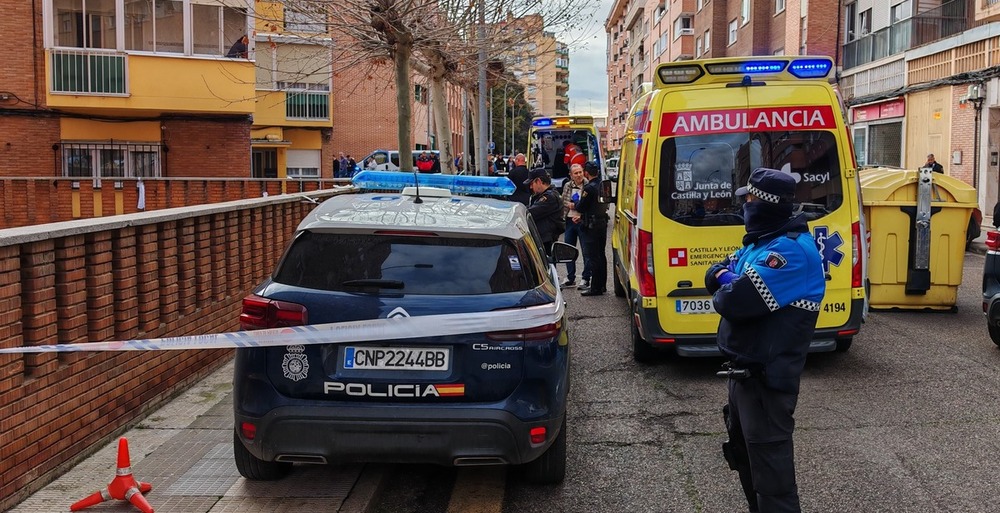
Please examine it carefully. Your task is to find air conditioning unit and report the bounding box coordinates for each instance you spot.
[679,28,694,36]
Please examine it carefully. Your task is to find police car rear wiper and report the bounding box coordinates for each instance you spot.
[341,279,405,289]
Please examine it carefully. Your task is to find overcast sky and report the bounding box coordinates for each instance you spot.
[565,0,616,118]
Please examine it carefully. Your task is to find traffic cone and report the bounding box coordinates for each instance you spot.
[70,437,154,513]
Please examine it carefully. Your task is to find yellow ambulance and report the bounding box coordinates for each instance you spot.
[527,116,605,189]
[611,56,867,362]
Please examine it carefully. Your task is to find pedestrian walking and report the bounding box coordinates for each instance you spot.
[560,163,590,288]
[525,168,564,256]
[705,167,826,513]
[574,161,608,296]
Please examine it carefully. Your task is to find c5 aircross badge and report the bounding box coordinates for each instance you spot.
[282,345,309,382]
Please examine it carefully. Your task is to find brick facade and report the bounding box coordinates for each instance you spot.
[0,189,347,510]
[162,118,252,177]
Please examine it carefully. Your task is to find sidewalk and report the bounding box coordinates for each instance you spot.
[7,360,382,513]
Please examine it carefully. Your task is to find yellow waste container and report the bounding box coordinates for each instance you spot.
[860,167,978,311]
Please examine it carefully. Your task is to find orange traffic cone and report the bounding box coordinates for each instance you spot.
[70,437,154,513]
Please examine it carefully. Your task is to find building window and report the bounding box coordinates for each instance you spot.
[704,29,711,51]
[859,8,871,36]
[799,17,807,54]
[655,1,667,21]
[728,19,738,45]
[287,149,321,179]
[61,142,162,179]
[697,0,704,11]
[891,0,912,22]
[845,2,857,41]
[252,148,278,178]
[695,37,703,56]
[673,16,693,40]
[285,6,326,33]
[775,0,785,14]
[741,0,750,25]
[414,84,428,104]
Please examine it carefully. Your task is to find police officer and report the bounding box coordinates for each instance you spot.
[704,168,826,513]
[573,161,608,296]
[525,168,564,255]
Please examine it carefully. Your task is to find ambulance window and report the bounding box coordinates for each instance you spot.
[659,131,842,225]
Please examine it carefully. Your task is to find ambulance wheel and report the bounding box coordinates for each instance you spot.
[989,323,1000,347]
[835,337,853,352]
[613,271,626,297]
[632,318,657,363]
[234,431,291,481]
[521,415,567,484]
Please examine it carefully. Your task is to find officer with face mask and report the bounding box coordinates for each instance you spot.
[705,167,826,513]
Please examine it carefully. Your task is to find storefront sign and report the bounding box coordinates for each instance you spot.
[852,99,906,123]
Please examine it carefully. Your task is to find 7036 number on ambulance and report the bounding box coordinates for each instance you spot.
[611,56,868,362]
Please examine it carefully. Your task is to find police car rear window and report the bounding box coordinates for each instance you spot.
[658,131,842,226]
[273,232,539,294]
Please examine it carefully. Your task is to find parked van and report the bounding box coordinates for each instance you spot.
[612,56,867,362]
[360,150,441,171]
[527,116,604,189]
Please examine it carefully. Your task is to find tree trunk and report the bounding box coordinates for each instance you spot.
[429,74,455,174]
[469,90,482,175]
[395,43,414,172]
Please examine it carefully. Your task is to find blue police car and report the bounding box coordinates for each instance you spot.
[233,172,577,484]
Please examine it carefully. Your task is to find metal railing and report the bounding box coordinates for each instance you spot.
[843,0,970,70]
[285,90,330,120]
[50,48,128,95]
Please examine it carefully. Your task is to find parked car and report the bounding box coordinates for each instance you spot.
[983,230,1000,345]
[233,173,577,484]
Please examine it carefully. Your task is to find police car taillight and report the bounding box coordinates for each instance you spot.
[486,321,562,343]
[987,231,1000,251]
[240,295,308,330]
[657,65,704,84]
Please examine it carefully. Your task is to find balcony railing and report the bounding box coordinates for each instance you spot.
[285,90,330,120]
[843,0,970,70]
[50,48,128,95]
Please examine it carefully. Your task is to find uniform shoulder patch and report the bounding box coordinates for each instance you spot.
[764,252,787,269]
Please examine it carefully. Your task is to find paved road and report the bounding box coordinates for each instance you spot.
[370,250,1000,513]
[11,250,998,513]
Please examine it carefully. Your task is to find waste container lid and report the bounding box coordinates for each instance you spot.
[859,167,978,207]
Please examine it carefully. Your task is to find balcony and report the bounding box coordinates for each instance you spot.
[254,90,332,127]
[842,0,971,70]
[976,0,1000,22]
[50,49,127,95]
[46,50,256,116]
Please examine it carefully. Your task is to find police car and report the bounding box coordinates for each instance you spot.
[233,172,577,484]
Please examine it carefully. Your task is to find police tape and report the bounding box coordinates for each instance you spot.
[0,289,565,354]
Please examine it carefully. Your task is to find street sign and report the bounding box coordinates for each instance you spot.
[489,141,495,151]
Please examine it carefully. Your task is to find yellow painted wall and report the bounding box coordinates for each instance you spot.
[252,90,333,128]
[255,2,285,33]
[285,129,321,149]
[46,52,256,115]
[251,127,284,140]
[906,89,951,169]
[60,119,161,141]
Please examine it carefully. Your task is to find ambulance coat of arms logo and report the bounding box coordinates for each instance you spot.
[675,161,694,192]
[282,345,309,382]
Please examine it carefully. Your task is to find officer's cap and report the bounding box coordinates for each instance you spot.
[523,168,550,185]
[735,167,796,204]
[583,161,600,176]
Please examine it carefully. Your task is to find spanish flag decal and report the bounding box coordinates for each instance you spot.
[434,384,466,397]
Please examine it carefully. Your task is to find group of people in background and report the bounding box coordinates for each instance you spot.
[334,152,357,179]
[509,157,610,297]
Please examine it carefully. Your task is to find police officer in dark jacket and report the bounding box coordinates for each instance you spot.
[705,168,826,513]
[574,161,608,296]
[525,168,564,255]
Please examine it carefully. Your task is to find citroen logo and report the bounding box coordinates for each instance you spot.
[387,307,411,319]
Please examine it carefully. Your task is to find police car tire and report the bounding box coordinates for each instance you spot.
[234,431,292,481]
[989,323,1000,347]
[521,416,567,484]
[631,318,657,363]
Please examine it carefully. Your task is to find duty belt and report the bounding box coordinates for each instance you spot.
[716,362,760,381]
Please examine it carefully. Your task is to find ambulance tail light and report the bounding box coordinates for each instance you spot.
[851,222,863,289]
[637,229,656,297]
[240,295,308,330]
[986,231,1000,251]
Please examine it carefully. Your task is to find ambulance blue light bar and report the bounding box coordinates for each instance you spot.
[705,60,787,75]
[351,171,516,196]
[788,59,833,78]
[532,118,555,127]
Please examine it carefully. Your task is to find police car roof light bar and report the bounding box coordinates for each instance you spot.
[351,171,516,197]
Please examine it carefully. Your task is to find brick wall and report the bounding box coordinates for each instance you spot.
[0,189,347,509]
[162,118,252,177]
[2,0,45,110]
[805,0,841,59]
[950,84,977,186]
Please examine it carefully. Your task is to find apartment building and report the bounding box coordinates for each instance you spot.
[500,14,570,117]
[605,0,842,154]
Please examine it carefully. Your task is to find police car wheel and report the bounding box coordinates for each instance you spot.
[520,416,567,484]
[989,323,1000,347]
[834,337,853,352]
[631,318,657,363]
[234,431,292,481]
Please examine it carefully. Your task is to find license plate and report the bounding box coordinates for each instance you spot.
[344,346,450,371]
[675,299,716,314]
